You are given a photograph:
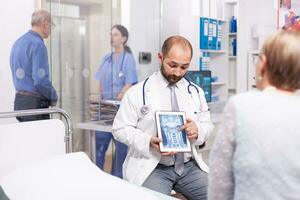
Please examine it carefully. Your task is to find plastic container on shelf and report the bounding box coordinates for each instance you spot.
[232,38,237,56]
[229,38,233,56]
[199,52,211,70]
[211,76,219,83]
[230,16,237,33]
[228,37,237,56]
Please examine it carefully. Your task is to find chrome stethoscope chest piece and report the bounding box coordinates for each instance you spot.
[140,105,149,115]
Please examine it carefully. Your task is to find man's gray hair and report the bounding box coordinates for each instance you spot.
[31,9,51,27]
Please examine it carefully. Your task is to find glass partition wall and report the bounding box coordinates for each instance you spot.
[38,0,122,173]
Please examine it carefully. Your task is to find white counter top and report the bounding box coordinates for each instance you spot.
[76,121,112,132]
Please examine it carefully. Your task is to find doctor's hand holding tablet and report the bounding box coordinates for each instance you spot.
[152,111,197,155]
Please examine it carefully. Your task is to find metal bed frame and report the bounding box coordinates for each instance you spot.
[0,108,73,153]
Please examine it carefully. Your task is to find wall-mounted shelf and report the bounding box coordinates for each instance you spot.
[249,50,259,55]
[200,49,227,54]
[211,81,226,86]
[225,0,238,5]
[224,0,238,95]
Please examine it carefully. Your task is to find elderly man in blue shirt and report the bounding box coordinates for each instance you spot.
[10,9,57,122]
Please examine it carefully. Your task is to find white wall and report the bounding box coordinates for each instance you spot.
[162,0,202,70]
[0,0,34,119]
[161,0,201,41]
[236,0,277,92]
[162,0,188,41]
[129,0,161,81]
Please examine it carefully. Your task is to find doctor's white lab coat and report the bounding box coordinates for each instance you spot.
[112,71,214,186]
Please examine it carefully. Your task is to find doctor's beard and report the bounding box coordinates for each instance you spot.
[160,64,185,84]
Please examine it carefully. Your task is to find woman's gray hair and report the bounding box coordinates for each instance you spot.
[261,30,300,91]
[31,9,51,27]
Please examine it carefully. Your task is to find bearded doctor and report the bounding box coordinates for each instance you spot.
[112,35,213,199]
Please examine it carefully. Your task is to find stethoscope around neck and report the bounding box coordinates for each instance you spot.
[140,76,203,115]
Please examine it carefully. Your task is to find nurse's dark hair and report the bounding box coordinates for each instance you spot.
[31,9,51,27]
[112,24,132,54]
[260,30,300,91]
[161,35,193,58]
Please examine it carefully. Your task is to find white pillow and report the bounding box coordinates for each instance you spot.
[0,152,169,200]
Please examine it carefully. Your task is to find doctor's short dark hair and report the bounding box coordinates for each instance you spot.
[161,35,193,59]
[260,30,300,91]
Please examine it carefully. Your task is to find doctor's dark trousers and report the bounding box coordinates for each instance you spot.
[95,131,127,178]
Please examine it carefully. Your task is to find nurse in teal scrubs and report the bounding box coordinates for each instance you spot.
[95,25,137,178]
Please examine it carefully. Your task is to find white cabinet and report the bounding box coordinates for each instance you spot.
[223,0,238,96]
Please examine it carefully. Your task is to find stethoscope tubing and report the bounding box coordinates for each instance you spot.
[142,77,150,105]
[105,52,126,75]
[141,76,200,106]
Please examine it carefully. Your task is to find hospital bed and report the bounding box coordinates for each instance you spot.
[0,108,175,200]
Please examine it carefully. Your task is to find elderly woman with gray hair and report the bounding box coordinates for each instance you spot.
[208,30,300,200]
